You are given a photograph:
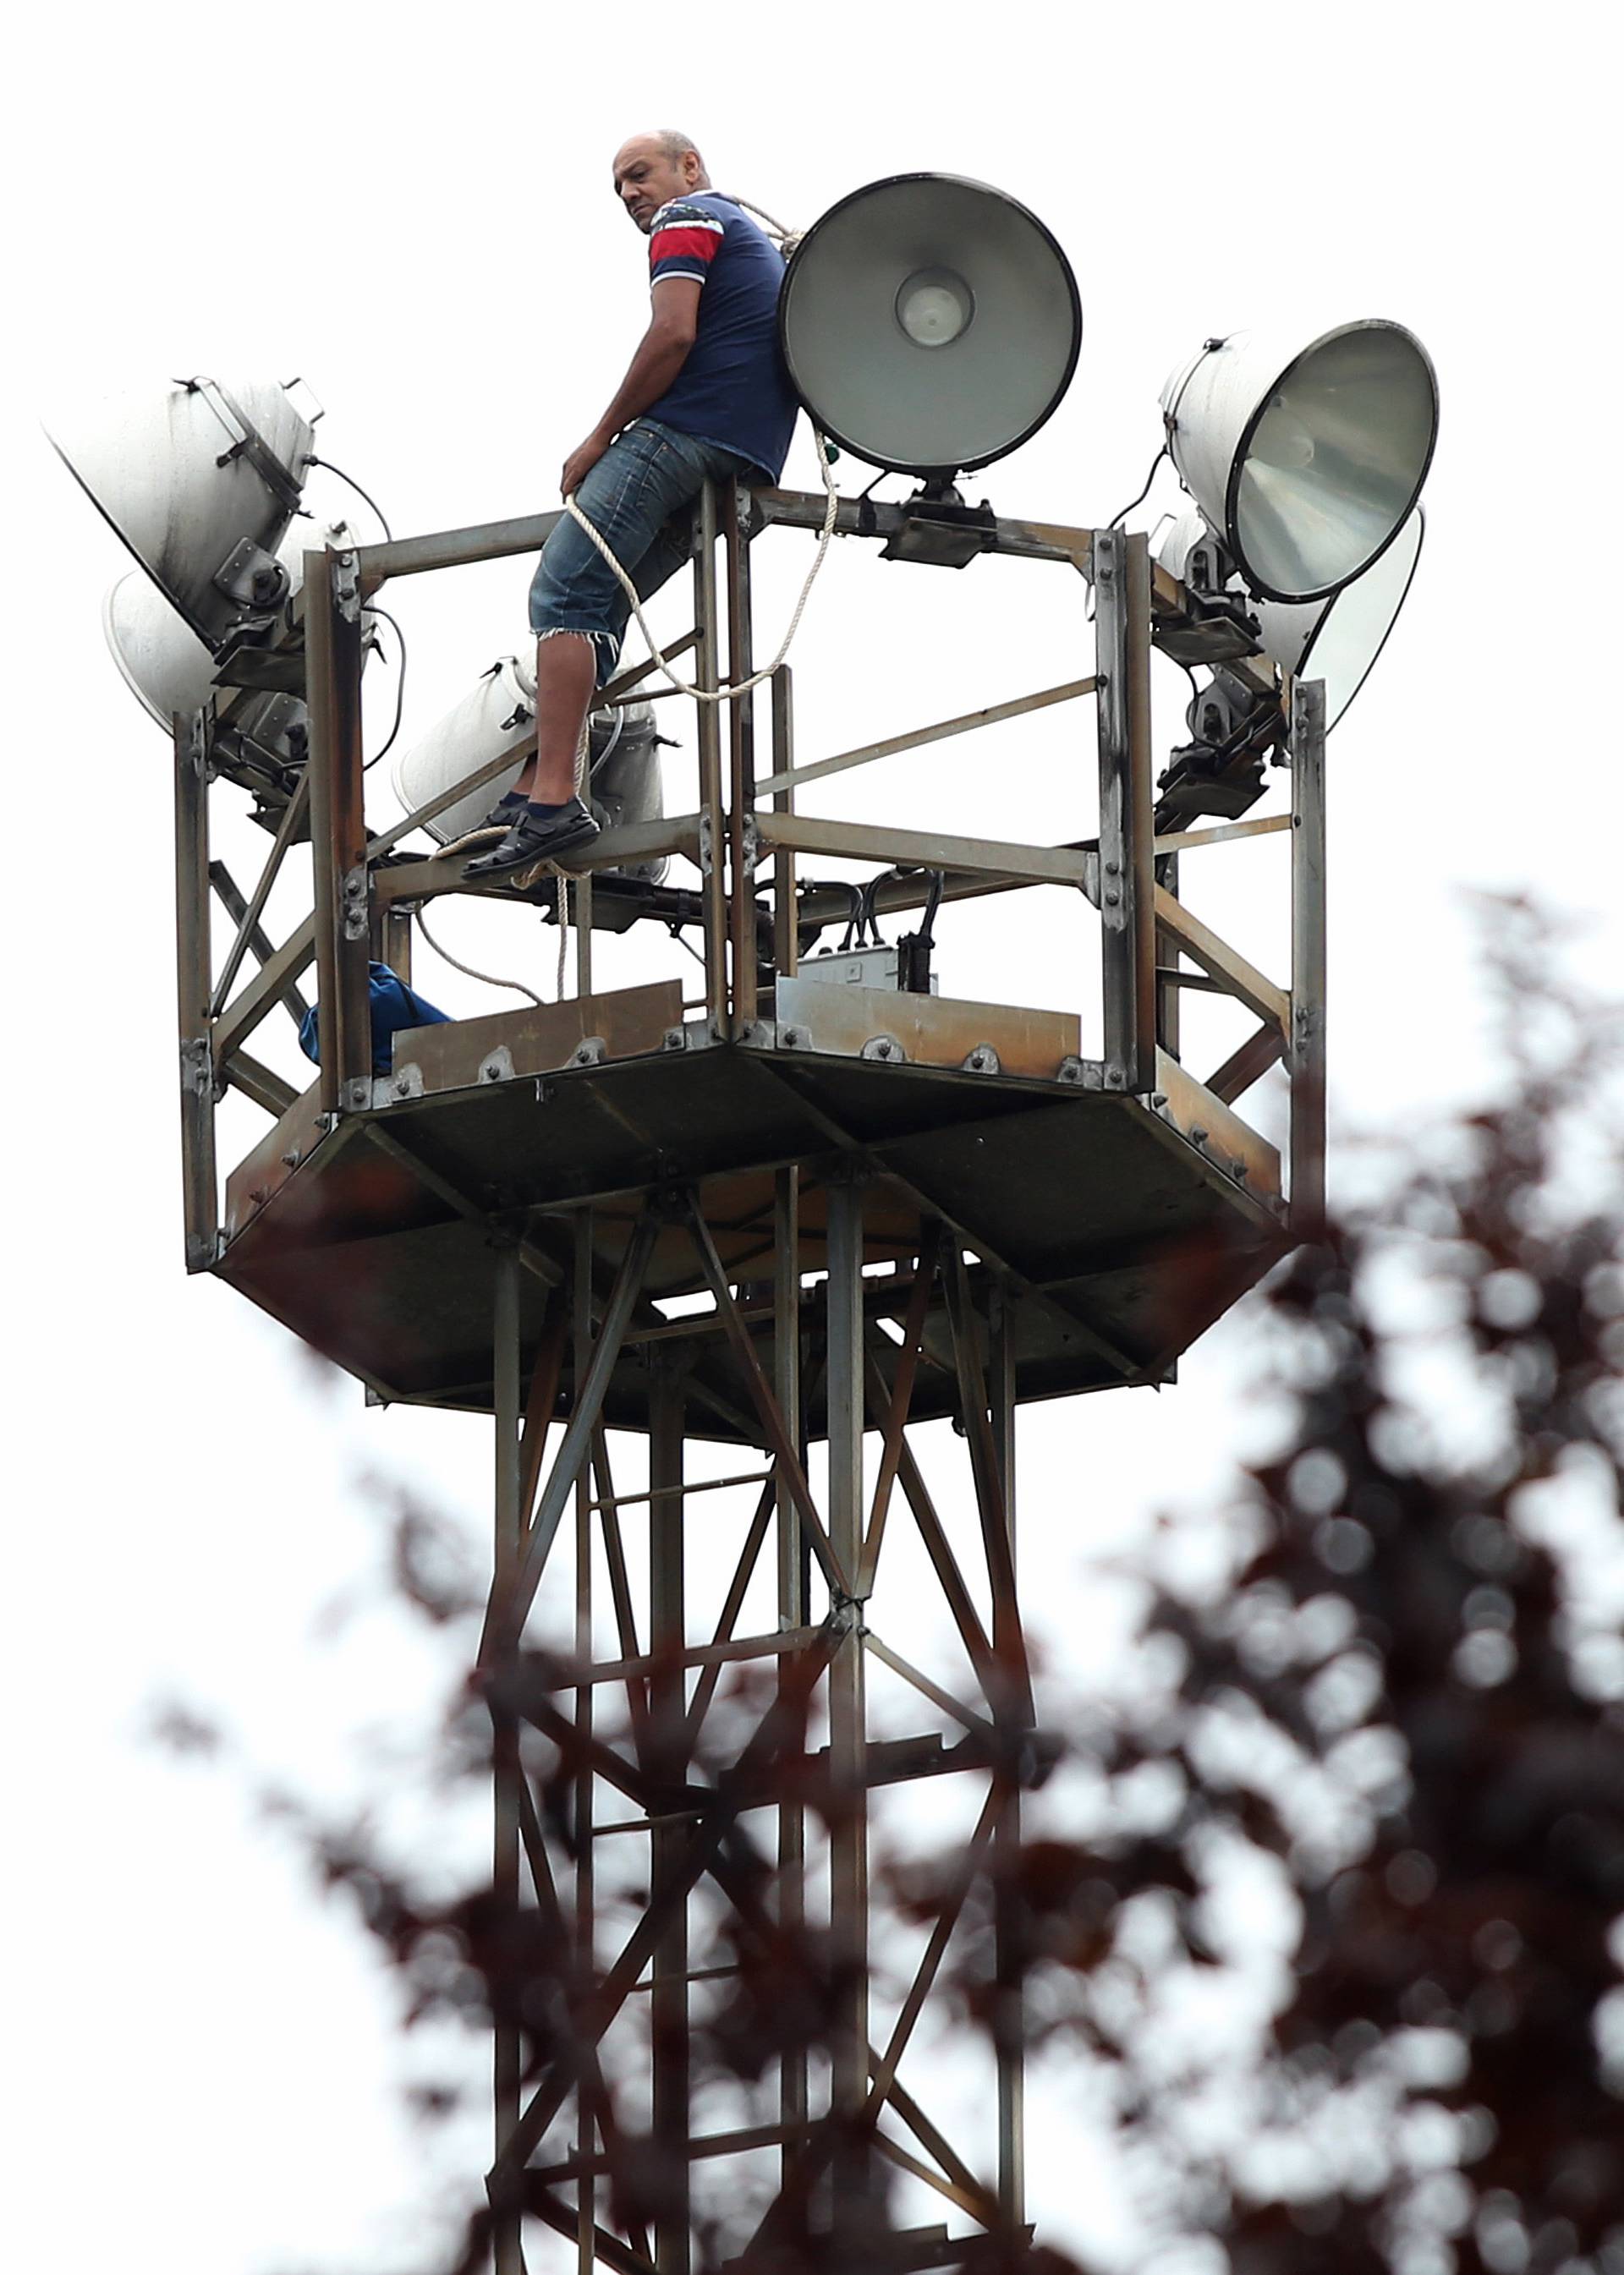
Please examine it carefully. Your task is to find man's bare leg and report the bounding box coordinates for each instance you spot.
[463,631,603,875]
[514,633,598,805]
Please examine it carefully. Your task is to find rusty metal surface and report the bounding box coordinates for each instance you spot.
[772,979,1084,1082]
[1151,886,1289,1035]
[174,711,217,1271]
[757,810,1092,891]
[371,815,705,905]
[755,673,1098,800]
[390,979,683,1096]
[213,1041,1286,1428]
[1093,529,1156,1093]
[1153,1046,1281,1198]
[753,485,1094,570]
[222,1079,329,1239]
[1290,679,1328,1238]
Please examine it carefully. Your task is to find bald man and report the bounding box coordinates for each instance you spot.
[466,130,798,880]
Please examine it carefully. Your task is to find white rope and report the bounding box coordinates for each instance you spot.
[721,192,799,252]
[415,902,545,1008]
[563,425,839,705]
[560,715,592,995]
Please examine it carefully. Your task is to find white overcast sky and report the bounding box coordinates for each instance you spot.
[4,4,1621,2271]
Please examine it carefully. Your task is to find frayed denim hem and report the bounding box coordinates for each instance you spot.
[527,622,622,688]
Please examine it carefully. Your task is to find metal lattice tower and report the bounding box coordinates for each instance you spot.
[173,480,1325,2271]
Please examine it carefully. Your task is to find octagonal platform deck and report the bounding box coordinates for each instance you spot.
[217,978,1288,1443]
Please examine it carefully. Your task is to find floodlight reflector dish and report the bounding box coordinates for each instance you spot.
[1252,507,1424,730]
[103,570,215,732]
[45,375,315,650]
[779,173,1081,476]
[1160,321,1437,604]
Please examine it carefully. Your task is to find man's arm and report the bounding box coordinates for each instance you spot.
[560,277,702,497]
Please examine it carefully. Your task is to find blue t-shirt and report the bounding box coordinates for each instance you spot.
[642,193,798,485]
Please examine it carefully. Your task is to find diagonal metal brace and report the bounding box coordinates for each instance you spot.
[481,1209,659,1658]
[683,1196,853,1601]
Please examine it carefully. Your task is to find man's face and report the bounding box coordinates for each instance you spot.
[612,139,697,233]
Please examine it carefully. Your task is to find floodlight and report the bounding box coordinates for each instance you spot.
[102,521,366,812]
[779,173,1081,479]
[392,659,667,880]
[46,375,318,652]
[103,569,221,733]
[1158,502,1425,731]
[1160,321,1437,604]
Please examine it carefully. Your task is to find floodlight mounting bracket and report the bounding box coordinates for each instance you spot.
[1155,666,1286,833]
[185,376,308,516]
[211,536,290,612]
[211,617,305,686]
[1155,744,1268,832]
[1153,527,1261,666]
[880,483,998,569]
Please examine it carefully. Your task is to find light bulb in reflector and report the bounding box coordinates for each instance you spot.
[1249,397,1317,472]
[895,269,974,348]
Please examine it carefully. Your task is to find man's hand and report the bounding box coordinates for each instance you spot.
[561,430,613,500]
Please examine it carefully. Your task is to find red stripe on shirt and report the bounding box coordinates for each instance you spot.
[650,225,721,269]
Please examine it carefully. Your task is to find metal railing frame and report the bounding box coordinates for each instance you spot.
[173,479,1327,1266]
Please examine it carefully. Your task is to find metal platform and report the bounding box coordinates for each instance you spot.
[217,978,1287,1437]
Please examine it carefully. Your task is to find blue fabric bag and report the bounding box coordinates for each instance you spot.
[298,962,453,1077]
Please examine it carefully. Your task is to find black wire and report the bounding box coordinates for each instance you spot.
[306,454,393,541]
[918,869,944,947]
[1107,441,1168,531]
[362,606,408,771]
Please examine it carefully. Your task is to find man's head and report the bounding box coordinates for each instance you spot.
[612,130,711,232]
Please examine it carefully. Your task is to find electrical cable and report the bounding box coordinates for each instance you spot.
[414,903,545,1008]
[362,606,409,771]
[1107,442,1168,531]
[305,454,394,541]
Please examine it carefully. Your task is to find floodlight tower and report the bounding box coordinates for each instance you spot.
[52,178,1438,2275]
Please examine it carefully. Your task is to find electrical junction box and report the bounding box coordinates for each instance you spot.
[798,946,937,993]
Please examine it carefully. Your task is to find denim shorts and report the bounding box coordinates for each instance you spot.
[528,419,750,687]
